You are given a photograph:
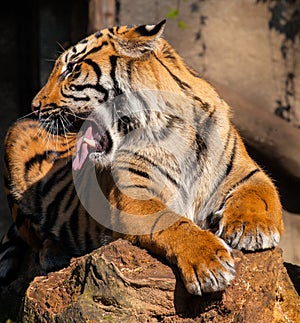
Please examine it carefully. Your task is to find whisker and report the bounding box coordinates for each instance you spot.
[38,117,51,142]
[56,41,66,52]
[64,110,84,120]
[60,119,71,160]
[56,119,59,150]
[44,58,57,62]
[17,110,36,120]
[61,114,71,126]
[44,120,52,145]
[39,120,51,150]
[61,115,71,132]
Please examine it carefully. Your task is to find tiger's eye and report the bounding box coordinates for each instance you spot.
[67,62,74,73]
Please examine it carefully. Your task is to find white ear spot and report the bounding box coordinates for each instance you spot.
[145,24,156,32]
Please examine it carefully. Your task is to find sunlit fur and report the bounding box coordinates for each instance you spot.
[1,21,283,295]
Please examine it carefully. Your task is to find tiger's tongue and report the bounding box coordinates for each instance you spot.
[73,126,94,171]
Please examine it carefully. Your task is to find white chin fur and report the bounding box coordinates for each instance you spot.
[89,152,111,167]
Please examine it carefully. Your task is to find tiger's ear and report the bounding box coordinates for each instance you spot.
[115,20,166,58]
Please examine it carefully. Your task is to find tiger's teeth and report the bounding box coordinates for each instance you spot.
[84,138,96,148]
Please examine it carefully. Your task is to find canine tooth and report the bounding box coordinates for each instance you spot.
[84,138,96,148]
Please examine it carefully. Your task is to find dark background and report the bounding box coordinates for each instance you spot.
[0,0,89,235]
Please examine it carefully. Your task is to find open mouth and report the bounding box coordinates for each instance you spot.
[72,120,112,171]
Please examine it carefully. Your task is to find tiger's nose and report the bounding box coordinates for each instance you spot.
[31,99,41,115]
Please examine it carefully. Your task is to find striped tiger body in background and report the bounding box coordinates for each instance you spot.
[0,20,283,296]
[1,119,112,283]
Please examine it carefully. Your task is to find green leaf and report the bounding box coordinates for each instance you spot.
[178,20,187,29]
[166,8,179,19]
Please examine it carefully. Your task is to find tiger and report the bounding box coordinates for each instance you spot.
[0,20,283,296]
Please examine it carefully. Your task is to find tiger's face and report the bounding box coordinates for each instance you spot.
[31,20,167,134]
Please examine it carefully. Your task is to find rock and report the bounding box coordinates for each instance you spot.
[20,239,299,323]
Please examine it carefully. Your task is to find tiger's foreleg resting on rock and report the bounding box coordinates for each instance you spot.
[108,187,235,296]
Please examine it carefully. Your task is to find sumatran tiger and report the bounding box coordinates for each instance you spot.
[0,20,283,296]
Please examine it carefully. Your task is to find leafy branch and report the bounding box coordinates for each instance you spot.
[166,0,188,29]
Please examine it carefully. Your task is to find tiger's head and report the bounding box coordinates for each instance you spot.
[32,20,168,134]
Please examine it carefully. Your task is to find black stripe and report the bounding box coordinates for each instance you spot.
[39,103,60,114]
[63,83,109,102]
[60,87,90,102]
[184,63,201,78]
[126,60,132,83]
[85,231,94,252]
[24,151,53,172]
[223,129,232,153]
[84,58,102,81]
[127,167,150,179]
[225,135,237,176]
[154,54,191,91]
[24,151,58,181]
[162,44,177,61]
[154,54,210,112]
[118,184,159,197]
[41,162,71,196]
[43,179,73,231]
[201,134,238,212]
[117,165,151,181]
[217,168,261,213]
[59,223,74,252]
[232,168,260,189]
[195,133,207,161]
[109,55,123,96]
[71,64,82,80]
[69,199,81,249]
[119,184,151,190]
[118,150,181,188]
[64,186,78,213]
[78,42,109,62]
[70,46,87,60]
[15,209,26,228]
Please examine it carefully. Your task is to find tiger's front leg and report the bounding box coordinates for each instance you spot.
[110,190,235,296]
[216,171,284,251]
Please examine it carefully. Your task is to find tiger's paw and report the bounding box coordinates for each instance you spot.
[174,230,235,296]
[216,212,281,251]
